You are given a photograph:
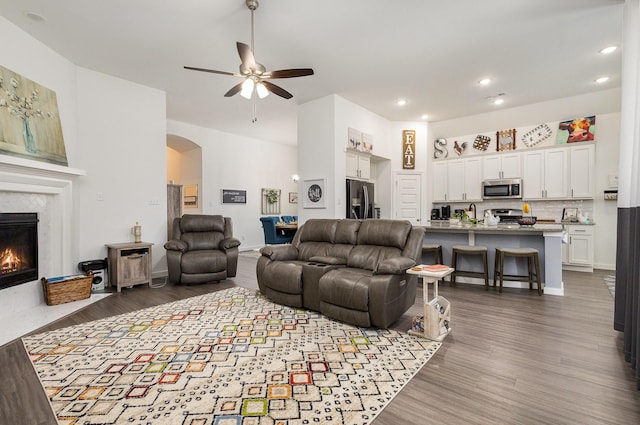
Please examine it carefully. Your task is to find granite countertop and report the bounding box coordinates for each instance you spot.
[561,220,596,226]
[424,221,564,233]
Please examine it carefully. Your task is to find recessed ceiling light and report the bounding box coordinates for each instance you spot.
[595,76,610,83]
[599,46,617,54]
[395,99,407,106]
[421,114,429,120]
[479,78,491,86]
[25,12,46,22]
[487,92,506,105]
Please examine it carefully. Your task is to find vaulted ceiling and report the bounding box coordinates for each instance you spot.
[0,0,624,145]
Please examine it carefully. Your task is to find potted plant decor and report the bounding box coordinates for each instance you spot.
[266,190,279,204]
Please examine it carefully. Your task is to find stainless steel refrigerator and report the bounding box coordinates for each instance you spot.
[346,179,375,219]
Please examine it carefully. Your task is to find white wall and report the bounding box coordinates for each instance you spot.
[0,16,168,276]
[179,147,203,214]
[74,68,167,273]
[167,119,298,252]
[298,95,429,221]
[297,95,338,222]
[428,89,621,270]
[167,147,183,183]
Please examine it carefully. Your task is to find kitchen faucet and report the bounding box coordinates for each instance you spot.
[468,203,477,219]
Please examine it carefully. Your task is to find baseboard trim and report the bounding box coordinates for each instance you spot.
[594,263,616,271]
[452,276,564,296]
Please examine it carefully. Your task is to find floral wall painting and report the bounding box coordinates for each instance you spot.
[0,65,67,166]
[557,115,596,144]
[303,178,326,209]
[261,188,281,214]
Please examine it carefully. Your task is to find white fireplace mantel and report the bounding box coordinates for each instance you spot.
[0,154,105,346]
[0,154,86,178]
[0,155,86,278]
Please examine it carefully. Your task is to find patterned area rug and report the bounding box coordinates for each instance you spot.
[23,287,440,425]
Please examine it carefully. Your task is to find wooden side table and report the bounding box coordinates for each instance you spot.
[105,242,153,292]
[407,265,454,341]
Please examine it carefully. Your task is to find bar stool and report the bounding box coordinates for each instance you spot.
[450,245,489,288]
[421,243,443,265]
[494,247,542,295]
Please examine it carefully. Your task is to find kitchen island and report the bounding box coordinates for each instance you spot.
[423,221,565,295]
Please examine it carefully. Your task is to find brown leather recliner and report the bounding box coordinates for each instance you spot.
[165,214,241,285]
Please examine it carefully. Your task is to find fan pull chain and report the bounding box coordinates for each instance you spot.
[252,92,257,123]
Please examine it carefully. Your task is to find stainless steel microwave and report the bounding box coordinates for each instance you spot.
[482,179,522,199]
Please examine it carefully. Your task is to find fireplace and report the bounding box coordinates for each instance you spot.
[0,213,38,290]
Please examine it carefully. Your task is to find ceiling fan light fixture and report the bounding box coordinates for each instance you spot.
[256,82,269,99]
[184,0,313,121]
[240,78,255,99]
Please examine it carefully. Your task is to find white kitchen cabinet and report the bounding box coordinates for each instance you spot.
[569,144,595,199]
[482,152,521,180]
[432,161,448,202]
[522,148,568,199]
[562,225,594,272]
[346,151,370,180]
[445,157,482,202]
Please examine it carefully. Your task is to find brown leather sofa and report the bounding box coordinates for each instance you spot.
[165,214,241,285]
[256,218,425,328]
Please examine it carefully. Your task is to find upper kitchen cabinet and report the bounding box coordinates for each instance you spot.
[482,152,521,180]
[346,150,371,180]
[569,144,595,199]
[522,148,568,199]
[446,157,483,202]
[432,161,448,202]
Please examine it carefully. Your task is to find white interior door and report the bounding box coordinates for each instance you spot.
[394,172,422,225]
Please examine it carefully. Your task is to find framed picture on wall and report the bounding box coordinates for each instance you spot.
[496,129,516,151]
[289,192,298,203]
[303,178,326,209]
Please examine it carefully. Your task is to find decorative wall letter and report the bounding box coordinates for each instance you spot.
[402,130,416,169]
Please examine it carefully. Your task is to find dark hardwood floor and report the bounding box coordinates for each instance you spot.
[1,255,639,425]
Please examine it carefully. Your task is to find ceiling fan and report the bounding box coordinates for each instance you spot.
[184,0,314,122]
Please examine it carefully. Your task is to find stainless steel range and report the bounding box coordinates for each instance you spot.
[484,208,523,224]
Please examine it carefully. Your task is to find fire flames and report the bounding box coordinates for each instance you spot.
[0,248,22,274]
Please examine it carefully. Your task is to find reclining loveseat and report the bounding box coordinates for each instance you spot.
[256,218,425,328]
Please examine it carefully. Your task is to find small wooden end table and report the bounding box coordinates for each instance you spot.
[407,265,454,341]
[105,242,153,292]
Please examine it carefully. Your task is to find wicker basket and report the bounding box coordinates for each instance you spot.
[41,273,93,306]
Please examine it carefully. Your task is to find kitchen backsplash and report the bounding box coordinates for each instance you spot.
[433,199,593,222]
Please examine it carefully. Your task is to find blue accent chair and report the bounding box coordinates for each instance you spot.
[281,215,295,224]
[260,216,294,245]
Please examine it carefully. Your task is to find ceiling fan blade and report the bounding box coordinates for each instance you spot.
[237,42,256,69]
[265,68,315,79]
[184,66,240,77]
[262,81,293,99]
[224,82,244,97]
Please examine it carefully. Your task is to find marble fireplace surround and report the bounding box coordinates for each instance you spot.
[0,155,109,345]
